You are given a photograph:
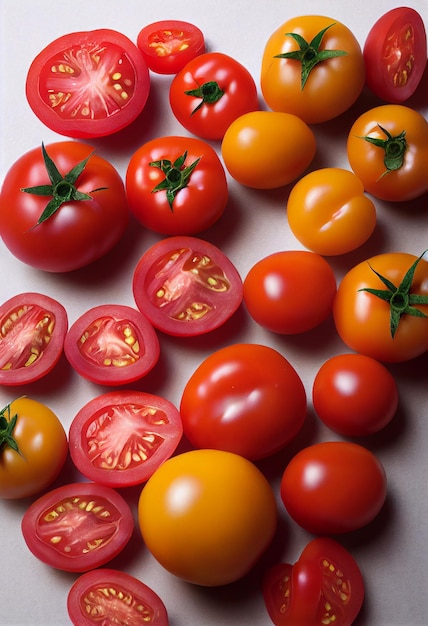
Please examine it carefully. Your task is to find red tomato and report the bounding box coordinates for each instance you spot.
[69,390,183,487]
[0,292,67,386]
[64,304,160,385]
[0,142,129,272]
[132,236,243,337]
[137,19,205,74]
[169,52,259,140]
[243,251,337,334]
[26,29,150,138]
[126,136,228,235]
[180,343,306,461]
[280,441,387,534]
[364,7,427,103]
[21,482,134,572]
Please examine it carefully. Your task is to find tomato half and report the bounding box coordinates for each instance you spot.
[132,236,243,337]
[64,304,160,385]
[26,29,150,138]
[21,482,134,572]
[364,7,427,103]
[0,292,68,386]
[69,390,183,487]
[180,343,306,461]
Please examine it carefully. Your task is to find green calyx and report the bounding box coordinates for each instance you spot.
[0,403,21,456]
[185,81,225,115]
[360,124,407,178]
[359,250,428,338]
[150,151,201,211]
[275,23,348,89]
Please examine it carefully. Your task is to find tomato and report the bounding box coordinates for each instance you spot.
[312,353,399,437]
[0,292,68,386]
[287,168,377,256]
[363,7,427,103]
[132,236,243,337]
[280,441,387,534]
[126,136,228,235]
[221,111,316,189]
[347,104,428,201]
[243,250,336,334]
[64,304,160,385]
[138,449,277,586]
[0,397,68,499]
[26,29,150,138]
[69,390,183,488]
[169,52,259,140]
[0,142,129,272]
[67,568,169,625]
[333,251,428,362]
[260,16,365,124]
[21,482,134,572]
[180,343,306,461]
[137,19,205,74]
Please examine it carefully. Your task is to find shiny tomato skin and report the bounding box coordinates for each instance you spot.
[363,7,427,103]
[261,16,365,124]
[138,449,277,586]
[180,343,306,461]
[0,397,68,500]
[64,304,160,385]
[0,292,68,386]
[243,251,337,334]
[169,52,259,140]
[26,29,150,138]
[69,390,183,488]
[280,441,387,534]
[21,482,134,572]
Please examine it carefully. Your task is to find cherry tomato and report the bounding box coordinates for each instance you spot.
[180,344,306,461]
[0,397,68,500]
[126,136,228,235]
[221,111,316,189]
[26,29,150,138]
[132,236,243,337]
[313,353,399,437]
[169,52,259,140]
[69,390,183,488]
[243,250,336,334]
[64,304,160,385]
[0,292,68,386]
[363,7,427,103]
[21,482,134,572]
[260,16,365,124]
[0,142,129,272]
[280,441,387,534]
[138,449,277,586]
[347,104,428,201]
[287,168,377,256]
[137,19,205,74]
[333,251,428,363]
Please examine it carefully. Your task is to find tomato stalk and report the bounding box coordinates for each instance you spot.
[0,403,21,455]
[184,80,225,114]
[360,124,407,177]
[150,151,201,210]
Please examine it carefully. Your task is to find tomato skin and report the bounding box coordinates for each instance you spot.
[138,449,277,586]
[280,441,387,534]
[287,168,377,256]
[261,16,365,124]
[180,343,306,461]
[221,111,316,189]
[26,29,150,138]
[169,52,259,140]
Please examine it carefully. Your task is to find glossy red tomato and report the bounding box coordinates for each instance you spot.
[280,441,387,534]
[132,236,243,337]
[69,390,183,487]
[180,343,306,460]
[64,304,160,385]
[21,482,134,572]
[0,292,67,386]
[26,29,150,138]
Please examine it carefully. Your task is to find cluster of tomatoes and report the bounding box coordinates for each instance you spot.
[0,8,428,626]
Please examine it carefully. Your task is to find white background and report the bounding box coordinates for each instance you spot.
[1,1,428,624]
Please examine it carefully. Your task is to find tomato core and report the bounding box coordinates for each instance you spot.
[77,315,141,368]
[149,28,192,57]
[384,21,417,88]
